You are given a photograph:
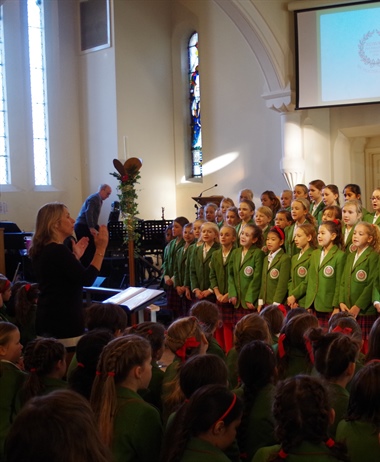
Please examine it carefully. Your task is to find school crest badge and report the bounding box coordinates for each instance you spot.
[323,266,334,277]
[355,270,367,281]
[297,266,307,278]
[270,268,279,279]
[349,244,357,253]
[244,266,253,277]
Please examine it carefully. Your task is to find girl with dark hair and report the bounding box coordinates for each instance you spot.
[366,317,380,363]
[0,275,13,322]
[12,282,39,347]
[90,335,162,462]
[235,340,277,460]
[258,226,291,311]
[336,361,380,461]
[160,384,243,462]
[253,376,349,462]
[276,313,318,380]
[20,337,67,404]
[308,179,325,223]
[343,184,370,218]
[303,221,346,328]
[261,191,281,217]
[260,304,285,345]
[274,209,293,230]
[307,327,359,436]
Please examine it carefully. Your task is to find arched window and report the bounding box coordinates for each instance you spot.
[188,32,202,178]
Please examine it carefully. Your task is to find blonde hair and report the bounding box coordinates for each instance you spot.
[355,221,380,253]
[297,223,318,249]
[90,335,151,446]
[342,199,363,218]
[256,206,273,221]
[29,203,66,258]
[200,222,219,243]
[220,197,235,208]
[291,198,316,227]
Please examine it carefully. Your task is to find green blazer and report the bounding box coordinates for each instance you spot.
[303,246,346,312]
[162,238,185,280]
[184,243,197,287]
[327,382,349,438]
[339,247,379,315]
[0,361,27,461]
[209,247,234,295]
[233,384,276,460]
[228,246,264,308]
[112,386,163,462]
[173,243,193,287]
[284,223,299,257]
[337,420,380,462]
[180,437,231,462]
[259,249,291,305]
[235,220,254,246]
[310,201,324,224]
[253,441,344,462]
[364,213,380,227]
[190,242,220,291]
[288,247,314,307]
[138,360,164,411]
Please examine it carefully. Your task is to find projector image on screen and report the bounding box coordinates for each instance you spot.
[295,1,380,109]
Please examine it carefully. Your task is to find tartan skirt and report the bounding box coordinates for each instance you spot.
[357,313,378,341]
[233,305,257,325]
[314,310,331,330]
[216,301,235,324]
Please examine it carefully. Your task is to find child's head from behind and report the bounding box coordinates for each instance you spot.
[126,321,165,361]
[328,312,363,351]
[234,313,271,353]
[0,275,11,302]
[238,340,276,391]
[347,361,380,425]
[6,389,111,462]
[0,322,22,364]
[180,354,228,399]
[306,327,358,381]
[85,303,128,335]
[273,376,332,450]
[166,316,206,361]
[366,317,380,363]
[260,304,284,337]
[190,301,220,338]
[23,337,66,378]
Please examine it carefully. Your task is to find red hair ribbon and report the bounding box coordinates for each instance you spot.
[1,279,11,293]
[270,226,285,241]
[332,326,352,336]
[325,438,335,448]
[30,368,37,373]
[132,324,138,330]
[95,370,102,376]
[333,219,340,225]
[213,394,237,425]
[278,333,286,358]
[77,362,85,368]
[24,283,31,292]
[278,304,287,316]
[107,371,115,377]
[304,336,315,364]
[175,336,200,362]
[278,448,288,459]
[147,329,153,335]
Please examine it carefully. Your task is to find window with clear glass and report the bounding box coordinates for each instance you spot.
[27,0,50,186]
[188,32,202,178]
[0,7,10,185]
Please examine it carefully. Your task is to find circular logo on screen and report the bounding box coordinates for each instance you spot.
[356,270,367,282]
[297,266,307,278]
[323,266,334,277]
[244,266,253,277]
[270,268,279,280]
[358,30,380,67]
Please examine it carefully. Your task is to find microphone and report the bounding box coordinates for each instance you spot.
[199,184,218,197]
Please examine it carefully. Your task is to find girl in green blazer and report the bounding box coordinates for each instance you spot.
[160,384,243,462]
[309,179,325,225]
[190,222,220,302]
[303,221,346,328]
[364,187,380,227]
[287,223,317,309]
[339,222,380,351]
[90,335,163,462]
[0,323,26,461]
[235,199,255,241]
[258,226,291,311]
[285,198,316,257]
[174,223,195,316]
[253,376,349,462]
[228,224,264,323]
[341,199,362,253]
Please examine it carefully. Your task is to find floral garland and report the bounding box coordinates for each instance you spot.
[110,161,141,244]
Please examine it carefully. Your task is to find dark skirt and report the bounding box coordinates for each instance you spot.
[357,313,378,341]
[216,301,235,324]
[233,305,257,325]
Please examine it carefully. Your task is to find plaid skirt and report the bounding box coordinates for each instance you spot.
[233,305,257,325]
[357,313,378,341]
[166,286,183,318]
[314,310,331,330]
[216,301,235,325]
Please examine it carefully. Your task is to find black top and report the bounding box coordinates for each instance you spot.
[32,243,99,339]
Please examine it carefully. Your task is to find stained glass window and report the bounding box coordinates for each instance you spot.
[27,0,50,186]
[0,7,10,185]
[188,32,202,178]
